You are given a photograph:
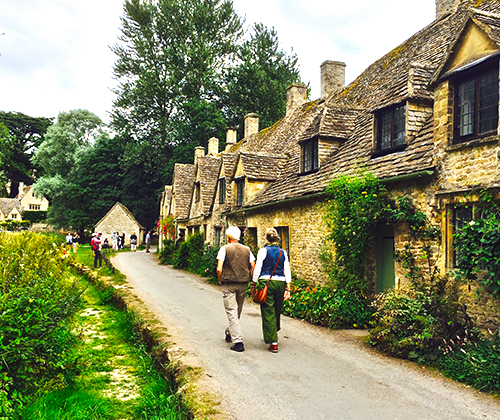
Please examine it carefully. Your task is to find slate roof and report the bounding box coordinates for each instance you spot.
[0,198,23,218]
[172,163,195,219]
[237,153,288,181]
[196,156,221,213]
[229,0,500,209]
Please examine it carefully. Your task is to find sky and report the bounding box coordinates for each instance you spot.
[0,0,437,125]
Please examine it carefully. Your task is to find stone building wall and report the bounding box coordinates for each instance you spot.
[95,206,144,246]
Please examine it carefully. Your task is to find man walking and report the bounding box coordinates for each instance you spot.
[216,226,255,352]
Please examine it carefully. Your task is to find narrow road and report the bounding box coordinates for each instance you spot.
[113,250,500,420]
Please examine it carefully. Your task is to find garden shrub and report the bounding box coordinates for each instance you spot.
[0,232,85,411]
[198,243,219,283]
[435,332,500,393]
[172,241,189,269]
[21,210,47,224]
[187,232,204,272]
[283,278,373,329]
[158,239,176,265]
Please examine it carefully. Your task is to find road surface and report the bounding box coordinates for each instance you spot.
[113,249,500,420]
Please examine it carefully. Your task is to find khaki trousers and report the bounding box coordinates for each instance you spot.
[222,282,248,344]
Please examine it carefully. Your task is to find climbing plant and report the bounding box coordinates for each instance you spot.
[453,189,500,297]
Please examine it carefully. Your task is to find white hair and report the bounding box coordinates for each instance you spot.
[226,226,241,241]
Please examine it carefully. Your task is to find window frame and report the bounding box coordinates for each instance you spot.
[236,177,245,207]
[453,64,499,144]
[218,178,226,204]
[300,137,319,174]
[374,103,407,155]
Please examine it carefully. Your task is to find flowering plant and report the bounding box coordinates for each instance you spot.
[158,215,176,239]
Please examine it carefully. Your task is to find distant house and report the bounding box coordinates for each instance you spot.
[0,198,23,221]
[94,202,145,246]
[16,182,49,212]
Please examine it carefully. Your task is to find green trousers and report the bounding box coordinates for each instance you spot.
[260,280,286,344]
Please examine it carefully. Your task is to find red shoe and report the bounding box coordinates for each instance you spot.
[268,343,278,353]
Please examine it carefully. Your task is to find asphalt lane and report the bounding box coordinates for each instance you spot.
[113,249,500,420]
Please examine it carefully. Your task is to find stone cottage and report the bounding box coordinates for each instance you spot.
[0,198,23,222]
[16,182,49,212]
[160,0,500,328]
[94,202,145,246]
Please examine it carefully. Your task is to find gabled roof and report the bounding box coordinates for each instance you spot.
[235,152,288,181]
[195,155,221,213]
[95,202,144,229]
[0,198,23,217]
[172,163,195,219]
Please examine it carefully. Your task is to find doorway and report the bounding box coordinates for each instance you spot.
[376,223,395,293]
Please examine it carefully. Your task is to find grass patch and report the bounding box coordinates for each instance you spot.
[14,247,187,419]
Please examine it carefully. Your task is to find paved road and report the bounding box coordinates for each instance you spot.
[113,249,500,420]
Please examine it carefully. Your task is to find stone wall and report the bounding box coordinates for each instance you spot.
[95,206,143,246]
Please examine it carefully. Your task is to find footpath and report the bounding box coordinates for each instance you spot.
[112,249,500,420]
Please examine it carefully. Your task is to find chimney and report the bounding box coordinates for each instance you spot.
[436,0,462,20]
[225,127,237,151]
[18,182,25,197]
[286,84,308,116]
[208,137,219,155]
[194,146,205,164]
[244,113,259,138]
[321,61,346,100]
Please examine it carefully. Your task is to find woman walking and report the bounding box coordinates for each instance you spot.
[252,228,292,353]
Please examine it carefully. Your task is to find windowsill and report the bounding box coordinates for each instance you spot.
[371,143,407,159]
[298,168,319,176]
[448,134,499,151]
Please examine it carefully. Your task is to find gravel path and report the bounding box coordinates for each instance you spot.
[113,249,500,420]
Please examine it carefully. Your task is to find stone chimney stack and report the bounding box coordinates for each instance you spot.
[244,113,259,138]
[321,60,346,100]
[18,182,24,198]
[286,84,308,116]
[225,127,237,151]
[436,0,462,20]
[208,137,219,155]
[194,146,205,164]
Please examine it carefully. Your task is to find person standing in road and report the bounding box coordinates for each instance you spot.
[145,231,151,253]
[252,228,292,353]
[130,232,138,251]
[111,231,119,251]
[216,226,255,352]
[91,232,103,268]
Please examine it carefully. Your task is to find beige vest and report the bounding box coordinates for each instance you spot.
[221,242,252,283]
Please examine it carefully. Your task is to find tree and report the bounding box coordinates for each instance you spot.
[222,23,304,135]
[0,112,53,196]
[32,110,109,229]
[111,0,242,148]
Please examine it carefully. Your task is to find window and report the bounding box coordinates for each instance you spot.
[29,204,41,210]
[452,206,473,267]
[11,214,17,219]
[377,104,406,151]
[236,178,244,207]
[218,178,226,204]
[215,227,222,246]
[194,182,201,202]
[455,68,499,143]
[301,138,319,173]
[274,226,289,257]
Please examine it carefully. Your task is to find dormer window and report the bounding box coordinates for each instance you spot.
[218,178,226,204]
[236,177,244,207]
[301,138,319,174]
[454,67,498,143]
[377,103,406,151]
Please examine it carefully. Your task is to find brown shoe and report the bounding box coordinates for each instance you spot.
[268,343,278,353]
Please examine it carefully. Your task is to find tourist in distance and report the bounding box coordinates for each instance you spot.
[216,226,255,352]
[130,232,138,251]
[252,228,292,353]
[145,231,151,253]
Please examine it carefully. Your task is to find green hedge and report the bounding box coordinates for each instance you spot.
[0,232,85,416]
[21,211,47,223]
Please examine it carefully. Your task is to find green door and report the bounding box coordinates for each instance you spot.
[376,224,395,293]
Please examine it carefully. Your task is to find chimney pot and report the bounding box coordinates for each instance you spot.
[225,127,237,151]
[244,113,259,138]
[286,84,308,116]
[208,137,219,155]
[321,60,345,100]
[194,146,205,164]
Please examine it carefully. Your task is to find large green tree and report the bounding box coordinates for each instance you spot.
[222,23,303,135]
[0,112,53,196]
